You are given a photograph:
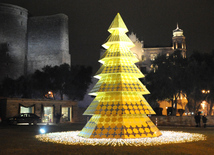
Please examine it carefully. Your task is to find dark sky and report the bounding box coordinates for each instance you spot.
[1,0,214,72]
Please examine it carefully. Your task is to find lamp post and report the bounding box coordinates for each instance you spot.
[201,90,210,94]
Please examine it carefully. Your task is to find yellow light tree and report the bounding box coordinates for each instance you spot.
[78,13,162,138]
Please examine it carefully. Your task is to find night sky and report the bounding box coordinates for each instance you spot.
[1,0,214,72]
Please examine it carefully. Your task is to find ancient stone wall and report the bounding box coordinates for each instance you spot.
[0,3,28,81]
[27,14,70,74]
[0,3,71,81]
[150,116,214,127]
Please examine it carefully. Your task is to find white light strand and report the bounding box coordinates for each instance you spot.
[35,130,206,147]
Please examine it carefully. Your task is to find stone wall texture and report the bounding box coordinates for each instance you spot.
[0,3,70,81]
[150,116,214,127]
[0,3,28,81]
[27,14,70,74]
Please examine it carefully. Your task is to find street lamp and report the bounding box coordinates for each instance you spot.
[201,90,210,94]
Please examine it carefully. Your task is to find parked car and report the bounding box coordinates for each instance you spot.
[8,113,41,125]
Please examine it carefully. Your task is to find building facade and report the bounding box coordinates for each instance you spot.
[129,24,186,73]
[0,3,70,82]
[0,98,87,123]
[128,24,187,116]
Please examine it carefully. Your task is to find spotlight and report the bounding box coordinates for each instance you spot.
[40,128,46,134]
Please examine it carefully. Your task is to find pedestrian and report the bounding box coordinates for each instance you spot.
[194,112,201,127]
[202,115,207,128]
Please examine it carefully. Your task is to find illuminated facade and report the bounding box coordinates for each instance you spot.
[129,24,186,73]
[172,24,186,58]
[128,25,187,116]
[78,13,162,138]
[0,98,80,123]
[158,93,188,116]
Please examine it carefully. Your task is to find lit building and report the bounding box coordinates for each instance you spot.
[129,24,186,74]
[158,93,188,116]
[0,97,87,123]
[128,24,187,116]
[100,24,187,115]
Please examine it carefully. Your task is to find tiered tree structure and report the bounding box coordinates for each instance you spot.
[78,13,162,138]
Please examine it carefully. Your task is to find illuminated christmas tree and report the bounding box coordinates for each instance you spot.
[78,13,162,138]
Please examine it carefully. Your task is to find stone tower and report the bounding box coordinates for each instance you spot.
[27,14,70,74]
[0,3,28,81]
[172,24,186,58]
[0,3,71,82]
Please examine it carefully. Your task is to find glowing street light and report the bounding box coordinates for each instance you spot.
[201,90,210,94]
[45,91,54,99]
